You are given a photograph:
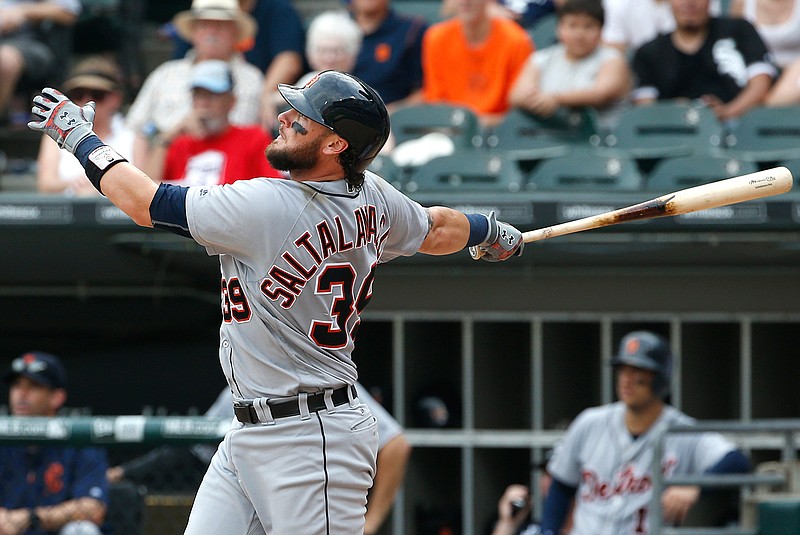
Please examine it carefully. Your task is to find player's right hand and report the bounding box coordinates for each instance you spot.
[28,88,97,154]
[469,210,524,262]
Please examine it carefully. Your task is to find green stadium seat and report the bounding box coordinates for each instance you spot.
[367,154,404,190]
[528,12,557,48]
[389,104,482,149]
[777,158,800,190]
[484,108,600,168]
[527,149,643,191]
[605,101,724,160]
[758,500,800,535]
[645,155,759,192]
[393,0,446,24]
[405,150,525,193]
[723,106,800,163]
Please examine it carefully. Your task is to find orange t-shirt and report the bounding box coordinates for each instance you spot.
[422,17,534,116]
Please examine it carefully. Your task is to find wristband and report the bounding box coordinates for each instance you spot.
[74,134,128,195]
[465,213,490,247]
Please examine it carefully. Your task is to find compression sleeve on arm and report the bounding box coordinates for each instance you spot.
[700,450,751,496]
[706,450,751,474]
[150,183,192,238]
[540,477,577,535]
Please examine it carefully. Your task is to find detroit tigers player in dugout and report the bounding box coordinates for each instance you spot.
[27,70,524,534]
[540,331,750,535]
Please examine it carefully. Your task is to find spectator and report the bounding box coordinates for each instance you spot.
[765,54,800,104]
[630,0,776,123]
[350,0,428,110]
[422,0,534,127]
[267,10,362,102]
[242,0,308,132]
[143,60,281,185]
[729,0,800,69]
[508,0,630,133]
[171,0,305,77]
[107,383,411,535]
[489,455,561,535]
[0,0,79,122]
[126,0,264,168]
[602,0,721,54]
[540,331,750,535]
[0,351,109,535]
[164,0,306,132]
[36,56,134,196]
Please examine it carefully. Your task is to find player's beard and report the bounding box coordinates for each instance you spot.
[266,134,325,171]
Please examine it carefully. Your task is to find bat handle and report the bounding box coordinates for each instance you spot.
[469,246,484,260]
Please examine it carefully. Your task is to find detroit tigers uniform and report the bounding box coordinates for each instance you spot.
[181,172,428,535]
[547,402,736,535]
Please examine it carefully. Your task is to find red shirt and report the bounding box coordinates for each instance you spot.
[163,125,282,185]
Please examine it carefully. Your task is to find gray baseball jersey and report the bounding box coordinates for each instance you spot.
[547,402,735,535]
[185,172,429,399]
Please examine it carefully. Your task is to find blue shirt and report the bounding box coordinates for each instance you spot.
[352,10,427,104]
[243,0,305,73]
[0,446,109,535]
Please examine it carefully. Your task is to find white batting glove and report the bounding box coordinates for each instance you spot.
[469,210,524,262]
[28,88,97,154]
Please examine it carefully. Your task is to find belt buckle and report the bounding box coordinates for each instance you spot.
[234,402,259,424]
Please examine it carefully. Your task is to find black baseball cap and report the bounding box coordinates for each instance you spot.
[5,351,67,389]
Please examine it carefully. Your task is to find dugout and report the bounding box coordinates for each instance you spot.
[0,190,798,534]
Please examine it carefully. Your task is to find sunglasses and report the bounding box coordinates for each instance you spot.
[68,88,111,102]
[12,357,49,374]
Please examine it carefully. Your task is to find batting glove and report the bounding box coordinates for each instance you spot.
[469,210,524,262]
[28,88,96,154]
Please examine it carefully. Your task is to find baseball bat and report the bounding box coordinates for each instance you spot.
[472,166,793,259]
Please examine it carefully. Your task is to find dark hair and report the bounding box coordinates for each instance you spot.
[338,148,365,192]
[557,0,604,26]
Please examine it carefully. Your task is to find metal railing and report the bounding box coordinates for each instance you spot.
[650,419,800,535]
[0,415,230,445]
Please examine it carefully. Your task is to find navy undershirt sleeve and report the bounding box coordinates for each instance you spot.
[540,477,577,535]
[706,450,751,475]
[149,183,192,238]
[700,450,751,495]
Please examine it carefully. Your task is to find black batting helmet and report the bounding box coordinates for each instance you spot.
[277,70,391,174]
[611,331,673,399]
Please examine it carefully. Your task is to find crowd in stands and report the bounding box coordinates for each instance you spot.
[1,0,800,193]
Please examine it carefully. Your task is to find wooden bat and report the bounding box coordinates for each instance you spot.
[471,166,794,259]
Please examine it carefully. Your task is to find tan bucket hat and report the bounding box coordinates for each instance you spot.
[173,0,257,43]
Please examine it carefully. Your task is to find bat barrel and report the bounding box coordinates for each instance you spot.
[521,166,794,244]
[665,166,793,216]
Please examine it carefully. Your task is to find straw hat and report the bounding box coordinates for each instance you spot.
[173,0,257,43]
[62,56,123,94]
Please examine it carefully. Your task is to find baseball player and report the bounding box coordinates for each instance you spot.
[107,383,411,534]
[540,331,750,535]
[27,70,524,534]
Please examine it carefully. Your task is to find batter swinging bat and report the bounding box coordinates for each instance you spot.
[472,166,793,259]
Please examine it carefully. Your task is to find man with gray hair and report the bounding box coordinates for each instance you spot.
[126,0,264,167]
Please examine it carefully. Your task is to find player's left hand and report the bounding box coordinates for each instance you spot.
[661,485,700,525]
[28,88,97,154]
[469,210,524,262]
